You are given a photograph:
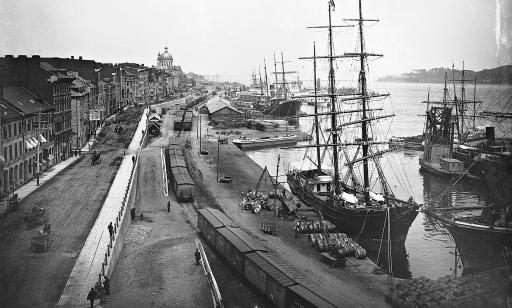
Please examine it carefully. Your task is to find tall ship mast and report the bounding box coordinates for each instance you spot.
[286,0,419,240]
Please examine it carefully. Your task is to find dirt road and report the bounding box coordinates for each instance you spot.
[0,107,142,307]
[106,101,268,307]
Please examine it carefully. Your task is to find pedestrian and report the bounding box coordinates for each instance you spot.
[132,155,136,164]
[108,222,113,239]
[103,276,110,295]
[130,208,136,220]
[167,200,170,212]
[195,248,201,265]
[86,287,97,308]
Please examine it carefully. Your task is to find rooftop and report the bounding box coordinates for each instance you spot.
[2,87,54,114]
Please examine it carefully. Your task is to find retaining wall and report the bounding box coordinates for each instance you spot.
[57,107,148,306]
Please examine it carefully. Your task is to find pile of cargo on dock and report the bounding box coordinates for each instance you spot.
[293,220,336,234]
[239,188,272,213]
[309,233,367,259]
[386,267,511,308]
[165,143,194,202]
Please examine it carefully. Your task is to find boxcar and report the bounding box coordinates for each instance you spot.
[197,209,224,245]
[207,208,238,228]
[173,173,194,202]
[169,156,186,168]
[215,227,254,275]
[285,284,337,308]
[244,252,298,308]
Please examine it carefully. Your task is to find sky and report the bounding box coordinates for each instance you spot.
[1,0,510,85]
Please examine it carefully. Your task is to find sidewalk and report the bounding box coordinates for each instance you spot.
[0,125,105,216]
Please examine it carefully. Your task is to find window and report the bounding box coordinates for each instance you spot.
[3,148,6,161]
[2,126,6,139]
[9,145,12,161]
[14,143,17,158]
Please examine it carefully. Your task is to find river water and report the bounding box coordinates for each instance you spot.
[245,82,512,280]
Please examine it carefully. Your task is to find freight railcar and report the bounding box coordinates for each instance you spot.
[196,209,341,308]
[172,173,194,202]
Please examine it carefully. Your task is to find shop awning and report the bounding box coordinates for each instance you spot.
[38,134,47,143]
[30,137,39,146]
[25,140,34,150]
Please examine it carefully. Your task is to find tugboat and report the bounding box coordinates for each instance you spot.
[286,0,419,240]
[419,69,471,178]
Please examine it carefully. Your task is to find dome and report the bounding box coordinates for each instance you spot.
[158,46,173,61]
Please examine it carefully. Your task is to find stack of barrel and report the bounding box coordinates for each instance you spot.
[166,144,194,202]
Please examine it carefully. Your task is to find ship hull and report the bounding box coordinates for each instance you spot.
[419,157,467,178]
[232,137,298,150]
[426,211,512,273]
[287,171,419,239]
[260,99,302,117]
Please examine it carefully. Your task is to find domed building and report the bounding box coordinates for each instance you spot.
[157,46,173,70]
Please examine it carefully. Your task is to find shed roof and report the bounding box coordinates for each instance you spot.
[205,97,241,114]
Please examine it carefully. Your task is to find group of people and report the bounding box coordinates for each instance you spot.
[86,275,110,308]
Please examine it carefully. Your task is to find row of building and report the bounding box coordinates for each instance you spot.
[0,47,197,199]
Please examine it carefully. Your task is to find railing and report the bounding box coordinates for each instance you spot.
[95,152,139,290]
[196,240,224,308]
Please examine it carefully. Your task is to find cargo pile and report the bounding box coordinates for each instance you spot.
[294,220,336,234]
[309,233,367,259]
[386,269,510,308]
[239,188,272,213]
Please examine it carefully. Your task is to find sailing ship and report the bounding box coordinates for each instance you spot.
[250,53,303,118]
[286,0,419,240]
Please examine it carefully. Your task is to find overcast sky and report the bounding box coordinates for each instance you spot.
[1,0,510,84]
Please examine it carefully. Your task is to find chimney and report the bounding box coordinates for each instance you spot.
[71,56,74,60]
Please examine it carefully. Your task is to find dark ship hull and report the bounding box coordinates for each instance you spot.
[424,209,512,274]
[258,99,302,117]
[287,170,419,239]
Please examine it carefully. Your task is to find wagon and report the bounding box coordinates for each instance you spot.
[24,207,48,229]
[91,151,101,165]
[6,194,20,212]
[30,231,52,252]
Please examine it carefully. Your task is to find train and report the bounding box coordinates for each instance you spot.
[173,110,193,131]
[166,144,194,202]
[197,208,341,308]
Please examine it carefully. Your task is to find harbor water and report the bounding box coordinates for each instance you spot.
[245,82,512,280]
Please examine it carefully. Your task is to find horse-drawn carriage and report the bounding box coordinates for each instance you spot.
[30,223,52,252]
[91,151,102,165]
[24,206,48,229]
[6,194,20,212]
